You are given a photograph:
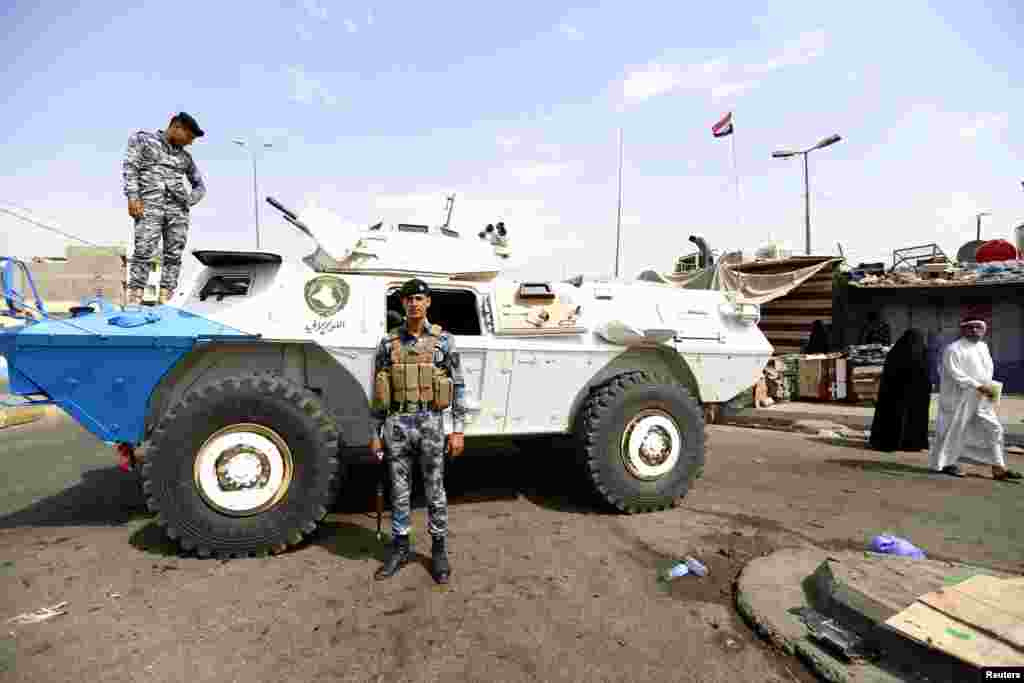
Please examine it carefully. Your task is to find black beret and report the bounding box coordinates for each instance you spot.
[174,111,204,137]
[400,278,431,297]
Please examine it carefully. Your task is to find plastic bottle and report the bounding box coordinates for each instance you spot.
[663,563,689,580]
[870,534,926,559]
[685,557,709,577]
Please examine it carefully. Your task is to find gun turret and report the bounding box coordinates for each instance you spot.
[265,196,315,240]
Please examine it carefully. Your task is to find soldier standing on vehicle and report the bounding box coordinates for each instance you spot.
[369,278,466,584]
[122,112,206,305]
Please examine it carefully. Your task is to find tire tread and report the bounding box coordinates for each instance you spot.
[140,371,341,558]
[576,370,706,514]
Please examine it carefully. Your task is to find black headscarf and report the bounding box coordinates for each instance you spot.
[881,328,928,385]
[805,320,830,354]
[870,327,931,452]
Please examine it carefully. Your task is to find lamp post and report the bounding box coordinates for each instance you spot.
[772,133,841,255]
[233,139,274,249]
[975,211,991,241]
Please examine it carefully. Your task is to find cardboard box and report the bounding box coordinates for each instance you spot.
[798,356,848,400]
[849,365,883,402]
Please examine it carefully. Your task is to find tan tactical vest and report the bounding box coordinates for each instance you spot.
[374,324,453,412]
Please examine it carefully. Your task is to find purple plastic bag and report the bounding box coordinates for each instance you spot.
[870,534,926,559]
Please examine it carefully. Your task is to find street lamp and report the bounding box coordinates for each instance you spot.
[772,133,842,255]
[975,211,991,241]
[233,139,274,249]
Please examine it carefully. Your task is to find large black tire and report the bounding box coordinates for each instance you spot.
[575,371,705,513]
[141,373,340,558]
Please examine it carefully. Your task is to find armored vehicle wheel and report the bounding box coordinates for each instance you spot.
[576,371,705,513]
[141,373,340,558]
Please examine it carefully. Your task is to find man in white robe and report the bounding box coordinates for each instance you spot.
[929,318,1022,480]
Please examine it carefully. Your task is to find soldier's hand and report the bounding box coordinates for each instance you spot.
[447,433,465,458]
[128,200,143,219]
[370,437,384,461]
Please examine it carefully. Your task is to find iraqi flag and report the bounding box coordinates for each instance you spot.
[712,112,733,138]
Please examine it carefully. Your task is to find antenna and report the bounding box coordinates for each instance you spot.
[442,194,455,228]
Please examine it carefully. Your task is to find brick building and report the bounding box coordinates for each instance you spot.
[9,245,162,311]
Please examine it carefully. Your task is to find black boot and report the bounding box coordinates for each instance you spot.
[375,534,410,580]
[431,535,450,584]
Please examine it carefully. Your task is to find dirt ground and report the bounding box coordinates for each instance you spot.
[2,416,1022,683]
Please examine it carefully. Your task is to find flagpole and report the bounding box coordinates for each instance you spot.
[729,115,743,229]
[614,126,623,279]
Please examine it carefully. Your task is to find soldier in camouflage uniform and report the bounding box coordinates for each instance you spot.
[369,278,467,584]
[122,112,206,305]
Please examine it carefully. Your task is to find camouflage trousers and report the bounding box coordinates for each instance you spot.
[382,411,448,539]
[130,198,189,291]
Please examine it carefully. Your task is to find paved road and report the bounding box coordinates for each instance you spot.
[1,415,1022,682]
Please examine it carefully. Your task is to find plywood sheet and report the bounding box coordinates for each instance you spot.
[916,575,1024,649]
[885,601,1024,668]
[946,575,1024,619]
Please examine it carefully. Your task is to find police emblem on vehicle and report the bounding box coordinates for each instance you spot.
[304,276,350,317]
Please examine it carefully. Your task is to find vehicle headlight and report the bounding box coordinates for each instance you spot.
[720,301,760,324]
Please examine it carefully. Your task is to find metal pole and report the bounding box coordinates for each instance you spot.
[252,151,260,250]
[803,151,811,255]
[977,214,981,241]
[614,127,623,278]
[729,126,741,229]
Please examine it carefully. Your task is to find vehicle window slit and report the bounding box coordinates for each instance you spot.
[199,274,252,302]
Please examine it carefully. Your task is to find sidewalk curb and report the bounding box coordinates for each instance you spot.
[735,548,1005,683]
[719,410,1024,448]
[735,548,901,683]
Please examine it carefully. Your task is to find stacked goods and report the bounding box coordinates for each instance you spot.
[849,366,883,402]
[846,344,890,366]
[763,358,788,401]
[850,269,994,287]
[781,354,801,400]
[974,259,1024,283]
[975,239,1019,263]
[798,353,848,401]
[919,262,960,279]
[845,344,888,403]
[748,356,799,408]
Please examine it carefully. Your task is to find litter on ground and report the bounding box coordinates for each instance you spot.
[7,602,68,625]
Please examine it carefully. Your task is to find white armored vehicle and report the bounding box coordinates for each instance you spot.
[0,197,772,558]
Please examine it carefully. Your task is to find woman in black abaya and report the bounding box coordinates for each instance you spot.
[869,328,931,452]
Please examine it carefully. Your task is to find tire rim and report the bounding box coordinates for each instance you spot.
[620,409,682,481]
[193,423,294,516]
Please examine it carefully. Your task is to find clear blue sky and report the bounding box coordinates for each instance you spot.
[1,0,1021,278]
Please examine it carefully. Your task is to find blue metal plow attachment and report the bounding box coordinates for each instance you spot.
[1,261,259,444]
